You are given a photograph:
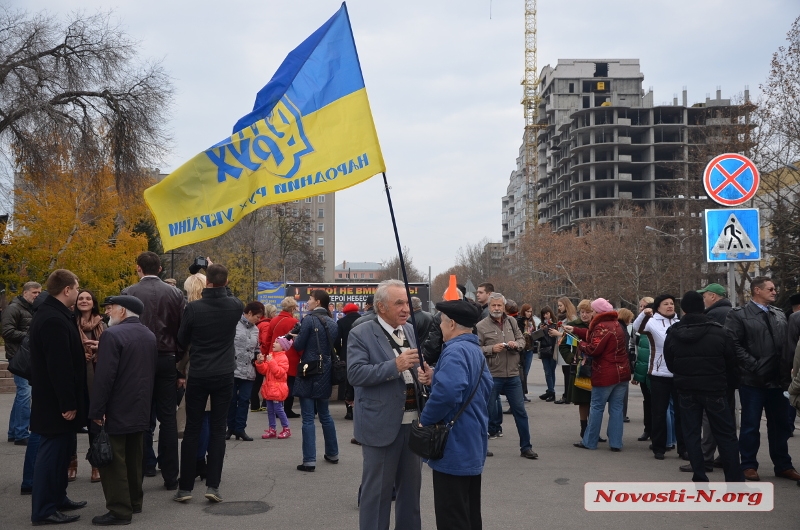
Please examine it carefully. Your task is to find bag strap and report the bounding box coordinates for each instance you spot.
[308,314,326,361]
[447,357,487,428]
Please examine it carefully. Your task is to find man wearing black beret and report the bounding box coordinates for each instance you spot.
[420,300,493,529]
[89,295,158,525]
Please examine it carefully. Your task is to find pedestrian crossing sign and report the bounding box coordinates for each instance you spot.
[705,208,761,262]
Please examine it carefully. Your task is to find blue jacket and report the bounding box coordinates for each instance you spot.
[293,308,338,400]
[420,333,492,476]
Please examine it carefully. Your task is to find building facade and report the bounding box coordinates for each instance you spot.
[303,192,336,281]
[502,58,752,252]
[334,260,383,282]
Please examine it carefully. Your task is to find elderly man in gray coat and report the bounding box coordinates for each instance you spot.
[347,279,431,530]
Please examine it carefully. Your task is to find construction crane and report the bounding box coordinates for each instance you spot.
[522,0,540,234]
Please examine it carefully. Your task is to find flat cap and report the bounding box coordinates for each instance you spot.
[100,295,144,316]
[435,300,482,328]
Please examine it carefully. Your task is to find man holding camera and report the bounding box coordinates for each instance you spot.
[476,292,538,459]
[121,251,185,490]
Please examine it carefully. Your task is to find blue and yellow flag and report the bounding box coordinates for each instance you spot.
[144,3,385,250]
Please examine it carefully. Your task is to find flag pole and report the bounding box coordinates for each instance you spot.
[381,172,424,369]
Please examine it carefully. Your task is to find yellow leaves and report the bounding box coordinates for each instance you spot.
[4,165,149,299]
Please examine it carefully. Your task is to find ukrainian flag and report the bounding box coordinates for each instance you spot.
[144,3,385,250]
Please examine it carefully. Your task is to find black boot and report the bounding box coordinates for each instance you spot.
[225,428,233,440]
[233,431,253,441]
[580,420,588,439]
[344,404,353,420]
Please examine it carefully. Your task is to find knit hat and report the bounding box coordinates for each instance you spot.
[342,303,360,314]
[590,298,614,314]
[653,294,676,313]
[680,291,705,315]
[276,336,293,351]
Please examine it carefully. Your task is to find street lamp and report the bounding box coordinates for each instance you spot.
[645,226,690,295]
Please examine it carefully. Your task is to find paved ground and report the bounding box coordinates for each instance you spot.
[1,361,797,529]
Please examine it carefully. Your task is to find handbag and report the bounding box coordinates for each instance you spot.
[574,352,592,390]
[408,358,486,460]
[331,353,347,386]
[7,335,32,381]
[296,314,328,378]
[86,422,113,468]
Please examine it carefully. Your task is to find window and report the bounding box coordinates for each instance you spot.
[305,197,313,203]
[317,223,324,232]
[318,195,326,203]
[293,199,300,204]
[369,273,374,279]
[318,251,324,260]
[569,82,575,93]
[292,208,298,217]
[338,273,342,278]
[361,273,365,279]
[318,209,324,218]
[317,237,324,246]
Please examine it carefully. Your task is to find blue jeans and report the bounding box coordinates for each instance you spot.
[582,381,627,449]
[522,351,534,382]
[738,385,793,474]
[8,375,31,441]
[667,398,676,448]
[227,378,254,432]
[21,431,42,490]
[488,376,532,452]
[540,356,557,394]
[299,398,338,465]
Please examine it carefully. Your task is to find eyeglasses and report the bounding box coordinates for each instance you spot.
[757,286,777,292]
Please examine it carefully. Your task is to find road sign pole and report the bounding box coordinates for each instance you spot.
[728,263,737,307]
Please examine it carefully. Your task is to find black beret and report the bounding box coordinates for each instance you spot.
[365,295,374,305]
[101,295,144,316]
[680,291,705,315]
[436,300,482,328]
[789,293,800,306]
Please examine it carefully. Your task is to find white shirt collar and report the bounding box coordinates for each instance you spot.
[377,315,403,336]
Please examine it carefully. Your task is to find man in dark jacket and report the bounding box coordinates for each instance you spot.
[335,303,361,419]
[664,291,742,482]
[411,297,433,348]
[351,295,376,328]
[2,281,41,445]
[697,283,735,469]
[725,276,799,482]
[29,269,86,526]
[174,264,243,504]
[89,296,157,525]
[121,251,185,487]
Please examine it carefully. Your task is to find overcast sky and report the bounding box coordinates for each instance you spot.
[16,0,799,280]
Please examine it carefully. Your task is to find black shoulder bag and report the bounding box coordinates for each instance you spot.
[8,335,32,381]
[408,357,486,460]
[297,315,325,378]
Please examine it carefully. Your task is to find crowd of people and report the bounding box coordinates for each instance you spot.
[3,261,800,528]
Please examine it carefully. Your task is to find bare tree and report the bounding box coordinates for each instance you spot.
[0,8,172,196]
[381,246,425,282]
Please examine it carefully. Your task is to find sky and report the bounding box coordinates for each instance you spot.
[13,0,800,279]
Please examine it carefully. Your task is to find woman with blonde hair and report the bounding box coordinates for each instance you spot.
[555,298,578,403]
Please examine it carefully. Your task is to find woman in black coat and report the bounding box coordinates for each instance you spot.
[291,289,340,472]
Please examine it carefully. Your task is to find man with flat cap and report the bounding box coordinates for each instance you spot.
[420,300,492,530]
[89,295,158,525]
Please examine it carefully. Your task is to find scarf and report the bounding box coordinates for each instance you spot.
[78,314,104,357]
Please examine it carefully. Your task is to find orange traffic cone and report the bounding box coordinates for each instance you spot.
[444,275,460,301]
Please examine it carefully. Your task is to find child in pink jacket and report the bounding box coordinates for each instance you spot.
[256,336,291,439]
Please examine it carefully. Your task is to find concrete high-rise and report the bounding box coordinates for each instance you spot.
[502,59,752,253]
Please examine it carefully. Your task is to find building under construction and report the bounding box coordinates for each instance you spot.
[502,58,753,254]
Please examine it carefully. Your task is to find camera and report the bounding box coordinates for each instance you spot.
[188,256,209,275]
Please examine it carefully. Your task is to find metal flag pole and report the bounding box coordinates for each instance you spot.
[381,172,424,368]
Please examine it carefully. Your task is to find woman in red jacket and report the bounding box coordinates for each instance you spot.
[565,298,631,451]
[256,336,291,439]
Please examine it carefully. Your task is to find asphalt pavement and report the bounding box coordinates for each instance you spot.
[0,360,797,529]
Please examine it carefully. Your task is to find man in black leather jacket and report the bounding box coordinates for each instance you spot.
[724,276,798,482]
[121,251,185,488]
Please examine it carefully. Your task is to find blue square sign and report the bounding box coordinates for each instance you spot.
[705,208,761,262]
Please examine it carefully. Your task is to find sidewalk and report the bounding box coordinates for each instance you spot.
[0,359,796,529]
